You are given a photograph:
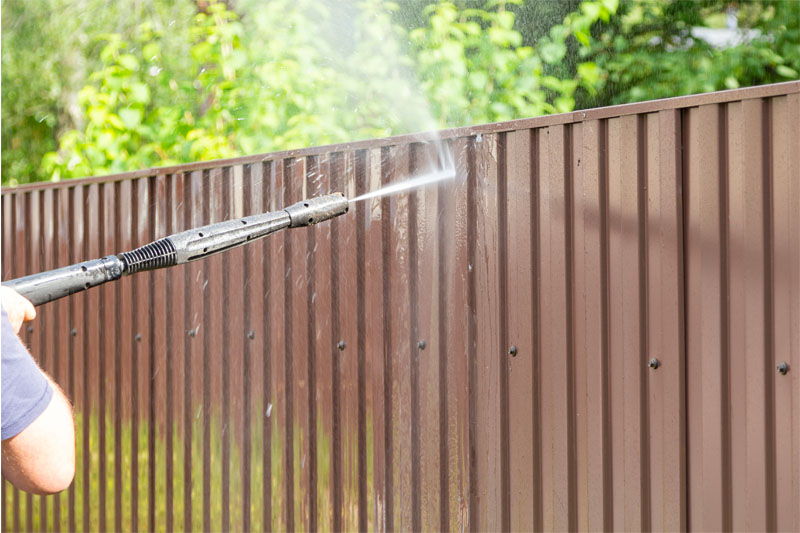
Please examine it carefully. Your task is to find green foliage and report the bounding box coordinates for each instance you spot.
[42,2,247,180]
[576,0,800,107]
[40,0,439,182]
[3,0,799,185]
[408,0,615,124]
[1,0,196,185]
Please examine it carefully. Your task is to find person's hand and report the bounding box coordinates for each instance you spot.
[0,286,36,333]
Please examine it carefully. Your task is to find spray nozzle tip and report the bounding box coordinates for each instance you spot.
[285,192,350,227]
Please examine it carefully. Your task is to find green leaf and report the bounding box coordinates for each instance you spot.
[539,41,566,64]
[142,42,160,61]
[119,107,143,129]
[724,76,740,89]
[554,96,575,113]
[107,113,124,130]
[602,0,619,14]
[497,11,515,30]
[581,2,601,20]
[574,30,591,47]
[117,54,139,71]
[577,61,601,86]
[128,83,150,104]
[468,71,489,90]
[776,65,799,78]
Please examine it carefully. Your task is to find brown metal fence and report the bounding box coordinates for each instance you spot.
[1,81,799,532]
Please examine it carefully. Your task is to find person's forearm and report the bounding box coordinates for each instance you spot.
[1,371,76,494]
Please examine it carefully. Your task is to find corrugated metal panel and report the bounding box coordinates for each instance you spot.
[1,82,799,532]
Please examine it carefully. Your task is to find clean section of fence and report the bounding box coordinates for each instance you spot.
[2,81,798,532]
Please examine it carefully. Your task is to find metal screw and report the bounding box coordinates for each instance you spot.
[509,345,518,357]
[418,340,426,350]
[27,325,34,333]
[337,340,346,351]
[71,328,77,337]
[189,328,196,337]
[777,361,789,375]
[648,358,659,370]
[248,330,255,340]
[135,333,142,342]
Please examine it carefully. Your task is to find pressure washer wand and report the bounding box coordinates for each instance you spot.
[3,192,349,307]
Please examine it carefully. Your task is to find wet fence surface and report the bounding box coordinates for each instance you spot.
[2,81,799,532]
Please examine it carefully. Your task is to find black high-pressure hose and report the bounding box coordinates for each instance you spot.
[3,193,349,307]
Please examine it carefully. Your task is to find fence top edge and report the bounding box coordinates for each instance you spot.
[4,80,798,194]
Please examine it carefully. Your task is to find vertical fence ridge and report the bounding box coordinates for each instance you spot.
[718,104,734,529]
[760,98,778,532]
[380,146,395,531]
[221,168,232,533]
[201,169,212,533]
[305,157,319,533]
[281,160,295,532]
[147,175,158,533]
[465,136,478,532]
[496,132,512,532]
[261,161,273,533]
[241,164,253,533]
[67,187,77,533]
[112,181,123,533]
[531,127,544,533]
[330,154,343,533]
[680,106,692,532]
[182,172,194,533]
[164,175,175,533]
[635,114,651,530]
[355,151,369,533]
[436,175,450,533]
[598,118,613,531]
[563,124,578,532]
[408,146,422,533]
[718,102,733,531]
[97,184,107,533]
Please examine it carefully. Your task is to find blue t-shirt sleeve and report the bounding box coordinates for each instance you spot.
[1,308,53,440]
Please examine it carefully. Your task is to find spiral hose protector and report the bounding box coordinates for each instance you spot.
[119,238,177,274]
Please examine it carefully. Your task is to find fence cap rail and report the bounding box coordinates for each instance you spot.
[4,80,798,193]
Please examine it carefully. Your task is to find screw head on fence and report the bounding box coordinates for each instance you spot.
[648,358,660,370]
[418,340,426,350]
[509,345,518,357]
[777,361,789,375]
[337,340,346,351]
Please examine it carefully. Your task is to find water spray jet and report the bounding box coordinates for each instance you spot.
[349,167,456,204]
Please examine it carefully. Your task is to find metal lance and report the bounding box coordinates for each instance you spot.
[4,193,349,306]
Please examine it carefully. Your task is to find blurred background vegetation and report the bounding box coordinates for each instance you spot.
[2,0,798,185]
